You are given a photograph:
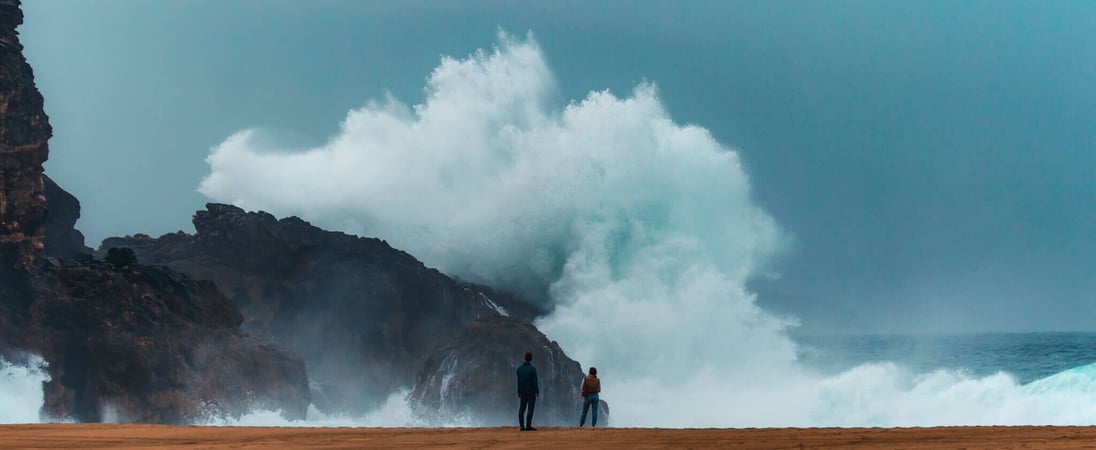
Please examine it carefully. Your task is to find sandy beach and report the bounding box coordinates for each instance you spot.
[3,424,1096,449]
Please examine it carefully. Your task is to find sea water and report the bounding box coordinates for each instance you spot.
[6,333,1096,426]
[796,332,1096,384]
[782,332,1096,427]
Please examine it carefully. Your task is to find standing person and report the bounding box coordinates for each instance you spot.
[579,367,601,427]
[516,351,539,431]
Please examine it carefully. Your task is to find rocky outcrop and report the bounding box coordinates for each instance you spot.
[101,204,545,415]
[409,315,606,426]
[0,0,50,270]
[0,258,311,423]
[1,0,592,425]
[0,0,312,424]
[42,175,91,260]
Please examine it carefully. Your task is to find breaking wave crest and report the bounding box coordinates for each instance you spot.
[199,31,789,427]
[190,31,1096,427]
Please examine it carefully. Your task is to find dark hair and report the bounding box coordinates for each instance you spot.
[589,367,597,375]
[524,352,532,362]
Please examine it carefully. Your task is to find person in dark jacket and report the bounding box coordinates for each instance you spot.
[579,366,600,427]
[516,351,539,431]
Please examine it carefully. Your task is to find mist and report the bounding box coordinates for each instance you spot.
[0,356,49,423]
[195,34,1096,426]
[199,33,790,425]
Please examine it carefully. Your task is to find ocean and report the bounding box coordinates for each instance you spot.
[797,332,1096,385]
[6,332,1096,426]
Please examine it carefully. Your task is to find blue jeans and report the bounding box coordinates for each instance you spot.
[580,393,599,426]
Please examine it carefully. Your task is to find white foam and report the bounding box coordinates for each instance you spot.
[197,31,1096,427]
[478,293,509,317]
[203,389,431,427]
[0,355,49,424]
[198,32,789,427]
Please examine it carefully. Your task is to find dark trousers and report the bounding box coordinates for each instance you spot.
[518,394,536,428]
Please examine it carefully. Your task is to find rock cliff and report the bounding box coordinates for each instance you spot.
[409,315,607,426]
[4,0,599,425]
[0,0,311,423]
[0,0,49,271]
[0,258,311,422]
[42,174,91,260]
[102,204,545,415]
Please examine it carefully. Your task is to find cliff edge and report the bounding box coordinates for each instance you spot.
[0,0,310,423]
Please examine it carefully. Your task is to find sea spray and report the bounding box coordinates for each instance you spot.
[199,32,1096,427]
[201,389,477,427]
[200,32,789,426]
[804,363,1096,426]
[0,355,49,423]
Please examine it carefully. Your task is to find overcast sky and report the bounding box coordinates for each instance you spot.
[20,0,1095,333]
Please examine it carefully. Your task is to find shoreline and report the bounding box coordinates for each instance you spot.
[3,424,1096,449]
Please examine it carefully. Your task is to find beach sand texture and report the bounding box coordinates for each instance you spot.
[4,424,1096,449]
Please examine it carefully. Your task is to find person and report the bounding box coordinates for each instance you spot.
[516,351,539,431]
[579,367,600,427]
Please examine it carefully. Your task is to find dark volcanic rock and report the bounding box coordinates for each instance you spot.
[408,315,605,426]
[104,247,137,268]
[42,175,91,260]
[0,0,312,424]
[100,204,547,415]
[0,259,311,423]
[0,0,50,270]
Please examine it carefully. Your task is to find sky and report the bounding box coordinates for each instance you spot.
[19,0,1096,334]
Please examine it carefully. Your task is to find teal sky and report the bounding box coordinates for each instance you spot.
[20,1,1096,333]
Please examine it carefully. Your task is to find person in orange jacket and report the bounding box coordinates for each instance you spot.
[579,367,600,427]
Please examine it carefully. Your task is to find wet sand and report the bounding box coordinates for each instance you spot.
[3,424,1096,449]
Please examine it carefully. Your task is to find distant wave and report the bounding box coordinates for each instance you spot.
[1024,362,1096,395]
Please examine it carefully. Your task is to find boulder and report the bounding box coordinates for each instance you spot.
[409,315,608,426]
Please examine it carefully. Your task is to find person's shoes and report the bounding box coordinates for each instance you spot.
[526,427,537,431]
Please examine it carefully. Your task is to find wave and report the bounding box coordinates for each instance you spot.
[194,31,1096,427]
[5,31,1089,428]
[1024,362,1096,395]
[0,355,49,424]
[5,351,1096,426]
[208,362,1096,427]
[201,389,469,427]
[199,30,788,427]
